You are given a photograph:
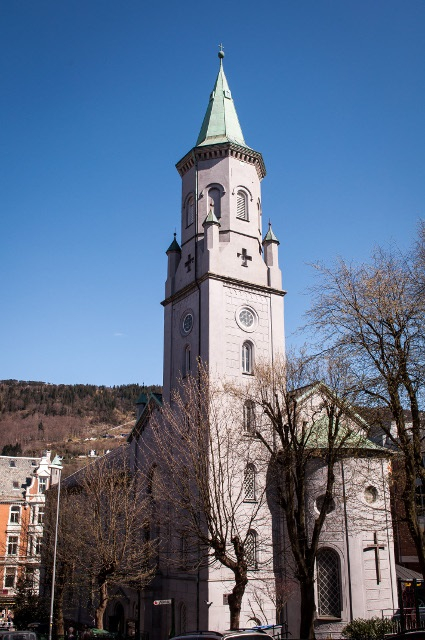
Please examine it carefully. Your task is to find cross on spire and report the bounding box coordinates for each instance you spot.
[185,254,194,272]
[237,248,252,268]
[363,532,386,584]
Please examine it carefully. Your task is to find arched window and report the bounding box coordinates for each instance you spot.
[316,548,342,618]
[257,199,262,232]
[242,341,253,374]
[186,195,195,227]
[243,400,256,434]
[208,187,221,219]
[236,190,248,221]
[9,506,20,524]
[183,345,191,377]
[245,530,258,569]
[244,464,256,501]
[179,602,187,633]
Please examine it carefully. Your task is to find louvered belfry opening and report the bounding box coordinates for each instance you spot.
[186,196,194,226]
[317,549,342,617]
[236,190,247,220]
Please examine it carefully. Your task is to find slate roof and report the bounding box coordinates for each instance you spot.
[396,564,423,581]
[0,456,39,500]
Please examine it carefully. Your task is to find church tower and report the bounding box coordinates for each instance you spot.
[128,50,398,640]
[163,50,285,400]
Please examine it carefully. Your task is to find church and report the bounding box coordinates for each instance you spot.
[126,51,398,639]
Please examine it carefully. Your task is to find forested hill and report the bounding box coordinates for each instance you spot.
[0,380,160,471]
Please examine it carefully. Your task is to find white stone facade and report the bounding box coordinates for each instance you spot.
[127,56,398,640]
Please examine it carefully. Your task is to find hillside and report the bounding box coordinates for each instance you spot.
[0,380,161,475]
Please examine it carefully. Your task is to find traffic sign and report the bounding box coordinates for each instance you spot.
[153,599,172,605]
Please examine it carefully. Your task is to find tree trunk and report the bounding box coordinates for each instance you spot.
[227,580,245,630]
[95,581,108,629]
[299,578,316,640]
[55,576,65,637]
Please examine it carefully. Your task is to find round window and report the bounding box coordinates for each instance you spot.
[316,494,336,514]
[364,486,378,504]
[182,313,193,335]
[239,308,255,328]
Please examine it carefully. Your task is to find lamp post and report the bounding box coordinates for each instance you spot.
[49,461,63,640]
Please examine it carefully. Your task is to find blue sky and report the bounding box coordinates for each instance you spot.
[1,1,424,386]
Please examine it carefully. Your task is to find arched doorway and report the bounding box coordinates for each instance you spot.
[109,602,125,636]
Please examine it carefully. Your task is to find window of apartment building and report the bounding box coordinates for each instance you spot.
[4,567,16,589]
[38,508,44,524]
[25,567,35,587]
[7,536,18,555]
[35,536,42,555]
[39,477,47,494]
[9,505,20,524]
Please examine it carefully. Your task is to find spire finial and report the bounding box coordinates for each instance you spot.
[218,43,225,61]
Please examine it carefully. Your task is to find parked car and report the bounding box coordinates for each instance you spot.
[171,631,268,640]
[0,632,37,640]
[171,632,223,640]
[223,632,269,640]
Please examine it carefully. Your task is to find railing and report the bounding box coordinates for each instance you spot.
[383,608,425,634]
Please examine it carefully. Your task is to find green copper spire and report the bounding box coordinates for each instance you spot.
[166,232,181,253]
[263,221,279,244]
[203,201,220,226]
[196,49,248,148]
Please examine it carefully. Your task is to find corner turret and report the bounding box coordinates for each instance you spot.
[165,233,181,297]
[263,222,282,288]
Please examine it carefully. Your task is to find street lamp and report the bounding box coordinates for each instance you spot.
[49,459,63,640]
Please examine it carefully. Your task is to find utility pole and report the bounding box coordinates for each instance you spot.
[49,461,62,640]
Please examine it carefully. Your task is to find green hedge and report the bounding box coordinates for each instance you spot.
[342,617,394,640]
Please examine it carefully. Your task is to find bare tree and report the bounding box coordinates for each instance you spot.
[308,233,425,577]
[232,353,374,640]
[145,364,272,630]
[55,447,156,629]
[43,485,86,637]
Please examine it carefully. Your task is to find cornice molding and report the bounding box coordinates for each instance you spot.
[162,272,286,307]
[176,142,266,180]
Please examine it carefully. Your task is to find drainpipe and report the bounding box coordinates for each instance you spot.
[381,458,396,611]
[341,459,353,621]
[191,148,202,630]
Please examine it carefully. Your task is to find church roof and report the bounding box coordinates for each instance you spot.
[309,414,389,454]
[196,52,248,149]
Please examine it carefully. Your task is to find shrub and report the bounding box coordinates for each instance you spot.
[342,617,394,640]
